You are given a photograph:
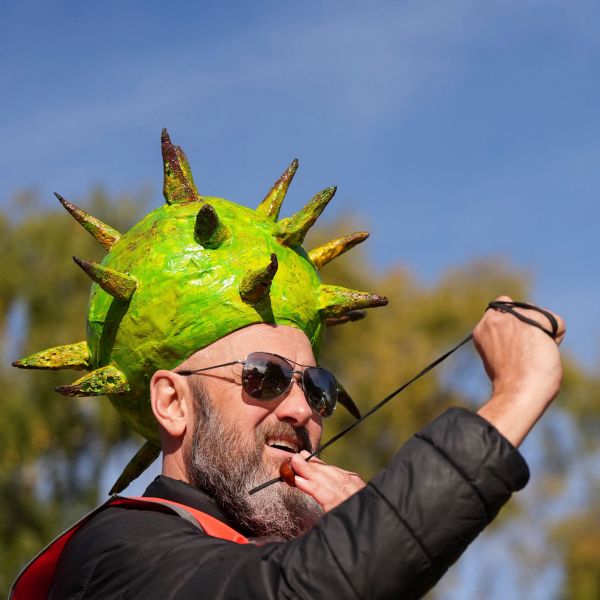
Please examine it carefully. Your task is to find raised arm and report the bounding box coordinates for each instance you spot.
[474,295,565,447]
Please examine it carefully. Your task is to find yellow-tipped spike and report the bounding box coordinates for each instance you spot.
[12,341,90,371]
[55,365,129,397]
[109,441,161,495]
[194,203,230,248]
[55,193,121,250]
[273,186,336,247]
[318,285,388,318]
[256,159,299,221]
[73,257,137,302]
[239,253,278,303]
[309,231,369,269]
[161,128,200,204]
[325,310,366,327]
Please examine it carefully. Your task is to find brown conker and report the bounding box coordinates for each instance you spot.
[279,457,296,487]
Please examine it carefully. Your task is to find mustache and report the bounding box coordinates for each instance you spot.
[257,421,313,454]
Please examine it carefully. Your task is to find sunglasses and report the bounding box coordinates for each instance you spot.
[176,351,360,419]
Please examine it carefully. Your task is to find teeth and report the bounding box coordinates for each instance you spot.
[266,438,299,453]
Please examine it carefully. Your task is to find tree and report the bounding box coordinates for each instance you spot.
[555,500,600,600]
[310,220,528,478]
[0,189,149,594]
[2,196,599,597]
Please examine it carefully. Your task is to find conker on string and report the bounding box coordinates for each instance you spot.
[279,458,296,487]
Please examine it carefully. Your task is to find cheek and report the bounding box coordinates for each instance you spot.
[206,376,266,423]
[219,396,273,436]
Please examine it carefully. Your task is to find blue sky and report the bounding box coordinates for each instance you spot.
[3,2,600,597]
[3,1,599,369]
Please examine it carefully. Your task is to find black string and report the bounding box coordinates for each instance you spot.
[486,301,559,339]
[249,333,473,495]
[248,299,558,495]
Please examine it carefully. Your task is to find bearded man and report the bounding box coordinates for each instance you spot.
[10,131,565,600]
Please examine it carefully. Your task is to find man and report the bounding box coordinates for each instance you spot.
[11,131,565,599]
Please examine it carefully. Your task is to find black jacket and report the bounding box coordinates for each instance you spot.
[49,408,529,599]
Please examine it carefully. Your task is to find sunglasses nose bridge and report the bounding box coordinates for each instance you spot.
[292,369,305,387]
[285,369,311,405]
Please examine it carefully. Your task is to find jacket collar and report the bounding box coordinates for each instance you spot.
[143,475,245,533]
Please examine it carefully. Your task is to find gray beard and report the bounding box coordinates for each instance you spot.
[184,381,323,540]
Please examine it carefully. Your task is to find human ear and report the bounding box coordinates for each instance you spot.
[150,370,191,438]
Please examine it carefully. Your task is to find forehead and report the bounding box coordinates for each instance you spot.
[179,323,316,370]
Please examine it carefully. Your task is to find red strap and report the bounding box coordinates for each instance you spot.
[115,496,249,544]
[10,500,111,600]
[10,495,248,600]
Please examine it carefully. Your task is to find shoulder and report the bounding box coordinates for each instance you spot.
[50,503,240,599]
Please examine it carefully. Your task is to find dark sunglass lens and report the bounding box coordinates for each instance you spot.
[303,368,337,417]
[242,353,293,400]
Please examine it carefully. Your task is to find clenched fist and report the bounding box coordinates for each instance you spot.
[475,295,566,447]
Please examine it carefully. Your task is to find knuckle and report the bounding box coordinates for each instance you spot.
[485,310,506,326]
[473,322,484,342]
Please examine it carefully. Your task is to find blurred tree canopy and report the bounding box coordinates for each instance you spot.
[554,500,600,600]
[1,192,599,597]
[0,189,151,593]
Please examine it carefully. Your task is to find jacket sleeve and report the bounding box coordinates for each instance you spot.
[55,407,529,600]
[176,407,529,599]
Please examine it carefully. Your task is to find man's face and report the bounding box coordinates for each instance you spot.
[178,323,324,538]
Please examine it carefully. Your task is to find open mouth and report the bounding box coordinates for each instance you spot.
[265,437,302,454]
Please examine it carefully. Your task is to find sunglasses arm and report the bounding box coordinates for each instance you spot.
[175,360,244,376]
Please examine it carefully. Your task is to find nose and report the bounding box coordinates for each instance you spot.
[273,377,313,427]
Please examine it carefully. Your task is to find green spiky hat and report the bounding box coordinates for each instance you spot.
[14,130,387,492]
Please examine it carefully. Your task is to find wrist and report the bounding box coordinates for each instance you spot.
[477,389,554,448]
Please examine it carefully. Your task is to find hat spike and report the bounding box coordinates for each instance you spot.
[161,128,200,204]
[109,440,161,494]
[318,284,388,318]
[309,231,369,269]
[273,186,336,247]
[55,365,129,396]
[55,193,121,251]
[194,204,230,248]
[73,257,137,302]
[239,253,278,303]
[12,341,90,370]
[256,159,299,221]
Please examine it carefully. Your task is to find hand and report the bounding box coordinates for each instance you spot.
[475,295,566,446]
[287,451,365,512]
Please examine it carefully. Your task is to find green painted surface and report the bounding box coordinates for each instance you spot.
[274,186,336,247]
[87,197,324,442]
[56,365,129,396]
[55,193,121,251]
[13,130,388,491]
[12,341,90,370]
[256,158,298,221]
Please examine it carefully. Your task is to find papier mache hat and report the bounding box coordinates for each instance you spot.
[13,130,388,492]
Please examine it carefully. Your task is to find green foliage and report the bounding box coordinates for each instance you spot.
[311,221,528,477]
[560,357,600,445]
[2,197,599,597]
[0,189,150,594]
[554,500,600,600]
[550,367,600,599]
